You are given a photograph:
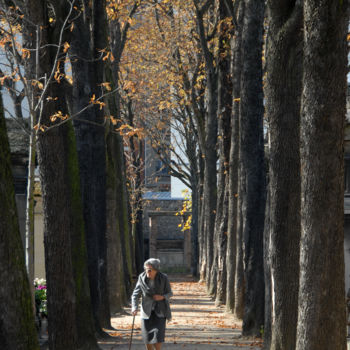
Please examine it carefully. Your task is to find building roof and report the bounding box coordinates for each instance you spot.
[142,191,183,201]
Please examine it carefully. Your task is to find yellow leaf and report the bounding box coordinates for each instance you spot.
[63,42,70,53]
[100,82,112,91]
[32,79,43,89]
[22,48,30,59]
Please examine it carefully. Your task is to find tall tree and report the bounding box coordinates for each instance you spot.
[0,91,39,350]
[296,1,348,349]
[193,0,218,286]
[105,0,141,311]
[263,183,272,349]
[35,13,102,350]
[70,0,111,331]
[225,0,244,315]
[212,0,233,304]
[22,1,80,348]
[1,0,99,347]
[264,1,303,349]
[239,0,266,336]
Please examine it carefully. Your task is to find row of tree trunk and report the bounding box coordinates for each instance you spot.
[0,0,139,349]
[190,0,348,349]
[0,0,348,349]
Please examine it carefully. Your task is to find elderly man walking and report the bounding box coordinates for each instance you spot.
[131,258,173,350]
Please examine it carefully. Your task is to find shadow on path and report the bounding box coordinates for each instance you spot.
[98,275,263,349]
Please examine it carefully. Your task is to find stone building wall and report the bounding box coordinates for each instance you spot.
[142,196,190,270]
[142,198,184,240]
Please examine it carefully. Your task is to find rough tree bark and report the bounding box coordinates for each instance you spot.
[108,15,136,298]
[106,126,128,313]
[263,183,272,350]
[65,121,99,350]
[38,98,80,350]
[234,174,245,319]
[265,1,303,349]
[70,0,111,331]
[24,2,77,349]
[239,0,266,336]
[225,0,244,313]
[22,1,99,347]
[198,152,206,280]
[0,91,39,350]
[296,1,348,349]
[193,0,218,290]
[212,0,233,305]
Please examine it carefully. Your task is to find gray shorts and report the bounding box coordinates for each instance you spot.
[141,312,166,344]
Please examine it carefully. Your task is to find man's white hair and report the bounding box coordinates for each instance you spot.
[144,258,161,271]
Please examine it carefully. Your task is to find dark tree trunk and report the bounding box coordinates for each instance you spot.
[203,67,218,291]
[213,0,233,305]
[38,86,79,350]
[193,1,218,288]
[265,1,303,349]
[184,119,200,277]
[23,1,98,347]
[191,179,199,277]
[0,92,39,350]
[39,63,99,350]
[215,183,228,305]
[263,183,272,350]
[65,122,99,350]
[133,192,144,276]
[234,171,245,319]
[131,140,145,276]
[240,0,266,336]
[104,88,133,312]
[198,153,206,280]
[106,127,128,313]
[296,1,348,349]
[29,3,88,348]
[114,136,133,298]
[70,0,111,331]
[226,0,244,313]
[106,14,137,306]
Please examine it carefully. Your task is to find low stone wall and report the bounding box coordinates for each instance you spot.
[157,250,184,267]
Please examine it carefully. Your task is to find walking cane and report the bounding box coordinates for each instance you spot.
[128,314,136,350]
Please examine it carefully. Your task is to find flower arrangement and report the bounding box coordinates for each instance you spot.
[34,278,47,316]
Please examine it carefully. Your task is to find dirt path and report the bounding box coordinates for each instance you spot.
[99,275,263,350]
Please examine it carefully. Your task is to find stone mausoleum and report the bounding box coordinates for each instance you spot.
[142,192,191,272]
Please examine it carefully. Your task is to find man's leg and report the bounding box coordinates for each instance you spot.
[146,344,154,350]
[155,343,162,350]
